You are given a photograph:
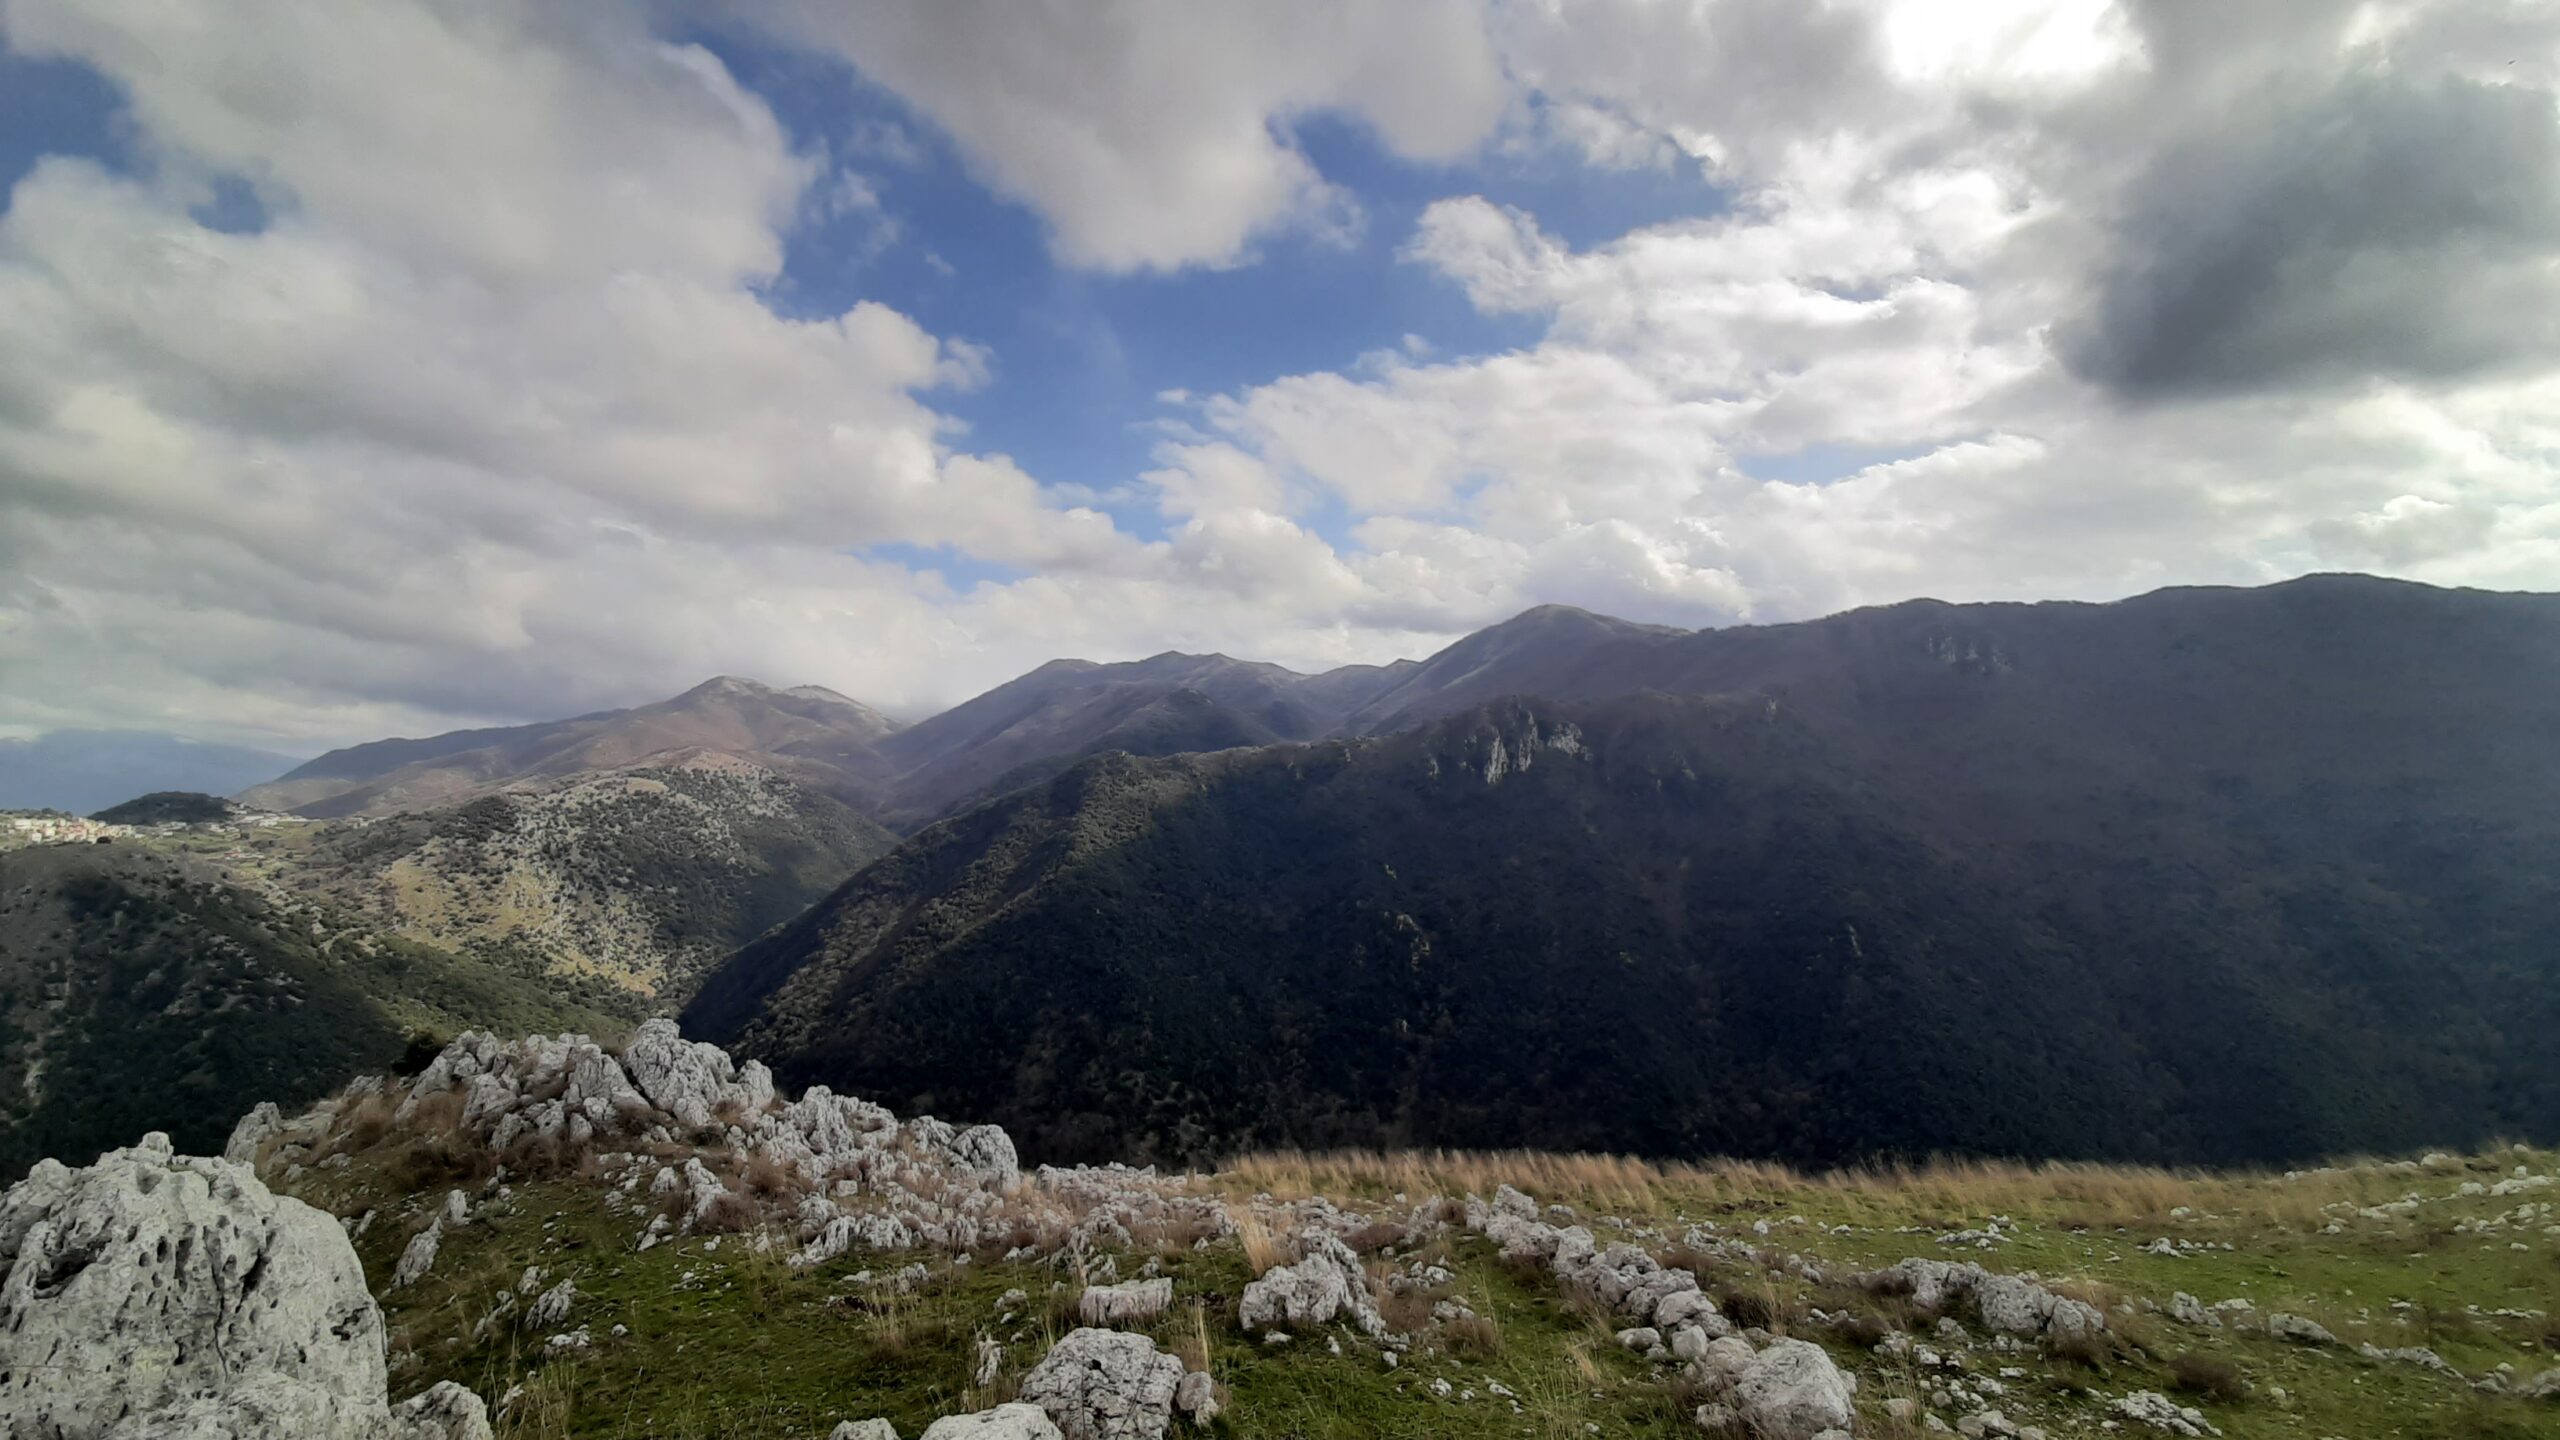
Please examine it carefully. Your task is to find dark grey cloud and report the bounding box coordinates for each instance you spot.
[2064,73,2560,397]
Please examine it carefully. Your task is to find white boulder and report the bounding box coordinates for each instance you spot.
[0,1137,489,1440]
[1018,1328,1185,1440]
[1730,1338,1857,1440]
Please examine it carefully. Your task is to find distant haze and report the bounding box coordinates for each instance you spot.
[0,731,301,816]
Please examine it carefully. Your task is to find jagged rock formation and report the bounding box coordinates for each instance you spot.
[1855,1258,2107,1345]
[232,1026,1212,1301]
[0,1134,488,1439]
[1469,1185,1736,1348]
[1238,1232,1385,1336]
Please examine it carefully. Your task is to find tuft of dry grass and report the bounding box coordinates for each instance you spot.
[1172,1299,1215,1373]
[1441,1310,1503,1360]
[692,1189,759,1234]
[1230,1206,1294,1277]
[1563,1336,1605,1387]
[1342,1218,1408,1254]
[1714,1281,1785,1333]
[332,1090,397,1154]
[741,1149,810,1202]
[1220,1144,2361,1231]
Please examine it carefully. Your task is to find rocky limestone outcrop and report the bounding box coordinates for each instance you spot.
[1855,1257,2106,1344]
[623,1018,775,1129]
[1463,1185,1854,1437]
[1464,1185,1734,1349]
[1018,1328,1186,1440]
[270,1027,1033,1267]
[0,1135,489,1440]
[1238,1232,1386,1336]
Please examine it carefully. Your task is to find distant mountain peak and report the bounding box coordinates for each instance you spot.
[675,675,775,701]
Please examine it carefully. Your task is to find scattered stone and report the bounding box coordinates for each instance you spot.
[526,1279,577,1330]
[2168,1292,2217,1328]
[2268,1312,2337,1346]
[1856,1258,2104,1345]
[1173,1371,1220,1426]
[393,1219,443,1289]
[388,1382,498,1440]
[2111,1390,2221,1436]
[1080,1277,1175,1326]
[919,1403,1067,1440]
[832,1422,900,1440]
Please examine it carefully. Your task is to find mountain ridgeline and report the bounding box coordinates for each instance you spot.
[685,576,2560,1170]
[238,658,1423,832]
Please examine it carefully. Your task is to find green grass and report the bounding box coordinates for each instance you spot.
[272,1143,2560,1440]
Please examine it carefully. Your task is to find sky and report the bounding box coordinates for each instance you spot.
[1,0,2555,749]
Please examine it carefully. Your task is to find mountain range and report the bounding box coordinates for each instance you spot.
[684,575,2560,1169]
[231,659,1427,831]
[9,573,2559,1178]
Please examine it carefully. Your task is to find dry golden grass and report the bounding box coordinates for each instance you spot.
[741,1148,811,1201]
[1562,1335,1605,1387]
[1172,1298,1216,1373]
[1229,1206,1294,1277]
[329,1089,397,1155]
[1220,1143,2485,1235]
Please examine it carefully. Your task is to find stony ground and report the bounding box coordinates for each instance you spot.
[243,1040,2560,1440]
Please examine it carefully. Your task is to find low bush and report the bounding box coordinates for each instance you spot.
[2169,1351,2248,1402]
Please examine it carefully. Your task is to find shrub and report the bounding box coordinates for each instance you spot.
[743,1149,808,1201]
[2169,1351,2248,1402]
